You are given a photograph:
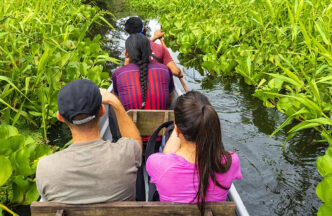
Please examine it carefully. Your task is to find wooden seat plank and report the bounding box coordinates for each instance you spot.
[127,110,174,136]
[31,201,236,216]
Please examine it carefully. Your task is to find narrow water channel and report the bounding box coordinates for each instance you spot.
[45,2,328,216]
[96,10,326,216]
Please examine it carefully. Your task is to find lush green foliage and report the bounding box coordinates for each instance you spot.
[0,204,18,216]
[0,0,117,212]
[131,0,332,214]
[0,125,52,210]
[0,0,118,140]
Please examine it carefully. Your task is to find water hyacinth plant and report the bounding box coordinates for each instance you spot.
[130,0,332,214]
[0,125,52,214]
[0,0,118,141]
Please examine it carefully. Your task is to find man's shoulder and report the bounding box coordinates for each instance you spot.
[149,40,164,51]
[114,137,139,149]
[37,148,68,168]
[149,62,169,71]
[149,40,162,47]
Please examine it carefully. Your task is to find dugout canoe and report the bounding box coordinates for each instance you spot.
[99,81,250,216]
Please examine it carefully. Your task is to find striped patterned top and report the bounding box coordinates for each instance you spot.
[112,62,174,111]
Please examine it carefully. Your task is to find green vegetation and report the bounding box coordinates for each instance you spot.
[0,125,52,214]
[0,0,117,212]
[0,0,118,141]
[130,0,332,214]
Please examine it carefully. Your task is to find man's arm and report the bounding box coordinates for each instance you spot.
[100,89,142,149]
[151,29,164,43]
[166,61,183,78]
[151,30,183,78]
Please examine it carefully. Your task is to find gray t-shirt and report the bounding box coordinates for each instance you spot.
[36,138,141,204]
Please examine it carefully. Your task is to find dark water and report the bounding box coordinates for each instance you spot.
[44,2,328,216]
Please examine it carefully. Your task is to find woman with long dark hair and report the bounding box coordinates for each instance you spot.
[112,33,174,111]
[146,91,242,215]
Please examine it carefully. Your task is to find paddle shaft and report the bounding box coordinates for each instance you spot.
[159,38,189,93]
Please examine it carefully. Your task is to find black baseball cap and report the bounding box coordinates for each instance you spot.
[57,79,102,125]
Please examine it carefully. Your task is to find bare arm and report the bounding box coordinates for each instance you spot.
[151,30,183,78]
[163,130,181,154]
[100,89,142,149]
[166,61,183,78]
[151,29,164,42]
[159,37,167,48]
[152,30,189,92]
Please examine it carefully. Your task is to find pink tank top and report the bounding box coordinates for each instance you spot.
[146,152,242,202]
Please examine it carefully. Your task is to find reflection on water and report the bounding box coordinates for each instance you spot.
[48,4,327,216]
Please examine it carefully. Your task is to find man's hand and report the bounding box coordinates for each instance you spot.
[166,61,183,78]
[100,89,122,108]
[151,30,165,42]
[100,89,142,148]
[176,70,183,78]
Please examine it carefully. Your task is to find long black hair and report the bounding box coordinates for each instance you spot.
[125,33,151,108]
[174,91,232,216]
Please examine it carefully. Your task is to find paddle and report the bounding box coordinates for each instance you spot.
[159,37,189,93]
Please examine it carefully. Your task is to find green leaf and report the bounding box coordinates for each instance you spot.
[23,183,40,205]
[276,97,302,116]
[322,132,332,146]
[299,20,311,49]
[265,73,302,89]
[268,78,283,90]
[11,176,30,203]
[0,204,18,216]
[288,121,320,133]
[24,77,31,95]
[37,47,50,73]
[308,79,322,106]
[31,144,52,161]
[12,144,36,176]
[318,203,332,216]
[315,21,330,46]
[306,118,332,126]
[12,102,24,126]
[0,156,12,186]
[282,132,297,151]
[264,92,322,114]
[257,78,266,88]
[0,76,33,103]
[270,108,308,137]
[0,125,18,139]
[316,175,332,202]
[98,16,115,30]
[317,76,332,83]
[0,135,25,155]
[317,154,332,177]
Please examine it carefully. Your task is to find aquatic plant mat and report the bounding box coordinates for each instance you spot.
[0,0,117,213]
[130,0,332,215]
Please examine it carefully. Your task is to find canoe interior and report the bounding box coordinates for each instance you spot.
[97,82,249,216]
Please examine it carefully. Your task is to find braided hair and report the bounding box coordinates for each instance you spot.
[125,33,151,108]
